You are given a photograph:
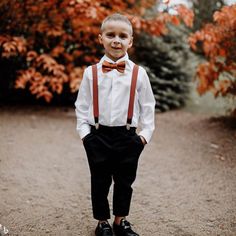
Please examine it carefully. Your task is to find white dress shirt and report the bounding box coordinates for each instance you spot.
[75,53,156,143]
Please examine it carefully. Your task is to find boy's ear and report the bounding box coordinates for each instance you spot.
[128,36,133,48]
[98,34,103,44]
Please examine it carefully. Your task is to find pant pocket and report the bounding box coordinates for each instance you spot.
[83,132,94,144]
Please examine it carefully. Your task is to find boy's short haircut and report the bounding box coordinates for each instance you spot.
[101,13,133,35]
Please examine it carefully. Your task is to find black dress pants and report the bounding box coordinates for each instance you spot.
[83,125,144,220]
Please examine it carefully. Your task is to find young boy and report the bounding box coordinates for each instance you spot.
[75,13,155,236]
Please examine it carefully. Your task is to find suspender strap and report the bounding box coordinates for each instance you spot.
[92,65,99,129]
[91,64,139,130]
[127,64,139,130]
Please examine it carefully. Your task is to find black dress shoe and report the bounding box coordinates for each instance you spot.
[95,221,113,236]
[113,219,139,236]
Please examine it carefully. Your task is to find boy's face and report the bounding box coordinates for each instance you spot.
[99,20,133,61]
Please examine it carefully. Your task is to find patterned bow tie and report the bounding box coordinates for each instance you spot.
[102,60,126,73]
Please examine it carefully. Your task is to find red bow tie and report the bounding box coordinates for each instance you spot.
[102,60,126,73]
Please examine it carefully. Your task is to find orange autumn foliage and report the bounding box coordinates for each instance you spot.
[188,4,236,98]
[0,0,191,102]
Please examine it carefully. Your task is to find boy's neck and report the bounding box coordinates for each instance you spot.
[104,53,128,63]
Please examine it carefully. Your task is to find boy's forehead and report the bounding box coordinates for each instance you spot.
[102,20,132,34]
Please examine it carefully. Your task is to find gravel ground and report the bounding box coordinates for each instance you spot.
[0,106,235,236]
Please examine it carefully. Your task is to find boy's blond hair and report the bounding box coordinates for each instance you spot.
[101,13,133,35]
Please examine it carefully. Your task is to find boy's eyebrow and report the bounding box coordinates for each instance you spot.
[105,31,129,35]
[104,30,130,35]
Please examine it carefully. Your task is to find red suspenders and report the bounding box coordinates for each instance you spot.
[127,64,139,129]
[91,64,139,130]
[92,65,99,129]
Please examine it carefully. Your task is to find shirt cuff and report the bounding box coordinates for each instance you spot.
[77,124,91,140]
[138,129,154,144]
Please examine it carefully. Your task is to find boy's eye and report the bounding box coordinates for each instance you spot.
[105,32,128,39]
[106,33,115,38]
[120,34,128,39]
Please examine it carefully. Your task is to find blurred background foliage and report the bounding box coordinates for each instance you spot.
[0,0,235,114]
[134,26,194,112]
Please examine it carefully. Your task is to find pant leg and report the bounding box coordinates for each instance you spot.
[83,131,113,220]
[112,132,144,216]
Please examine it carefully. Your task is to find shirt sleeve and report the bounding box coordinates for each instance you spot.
[137,67,156,143]
[74,67,91,139]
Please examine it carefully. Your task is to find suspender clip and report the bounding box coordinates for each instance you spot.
[95,123,99,130]
[126,123,130,130]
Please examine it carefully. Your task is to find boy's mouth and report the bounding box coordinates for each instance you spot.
[112,47,122,50]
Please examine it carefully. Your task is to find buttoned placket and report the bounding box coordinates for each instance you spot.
[110,69,117,125]
[103,67,133,127]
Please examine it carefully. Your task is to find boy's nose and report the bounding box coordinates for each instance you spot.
[113,36,121,44]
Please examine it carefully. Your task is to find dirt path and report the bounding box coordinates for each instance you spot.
[0,106,235,236]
